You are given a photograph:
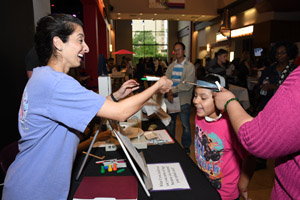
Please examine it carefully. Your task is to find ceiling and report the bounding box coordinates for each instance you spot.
[50,0,300,23]
[105,0,237,22]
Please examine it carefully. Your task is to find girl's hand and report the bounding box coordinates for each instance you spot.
[213,87,236,111]
[115,79,139,100]
[239,189,251,200]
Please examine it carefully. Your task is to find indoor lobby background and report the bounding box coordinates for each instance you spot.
[1,0,300,199]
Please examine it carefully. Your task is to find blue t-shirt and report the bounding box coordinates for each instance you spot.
[3,66,105,200]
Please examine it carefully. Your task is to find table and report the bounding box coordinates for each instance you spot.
[229,84,250,110]
[68,137,221,200]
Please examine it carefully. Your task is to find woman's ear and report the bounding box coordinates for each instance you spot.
[53,36,63,51]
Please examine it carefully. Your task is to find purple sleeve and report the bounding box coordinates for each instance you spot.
[49,76,106,133]
[238,66,300,159]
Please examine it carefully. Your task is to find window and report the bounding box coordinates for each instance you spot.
[132,20,168,65]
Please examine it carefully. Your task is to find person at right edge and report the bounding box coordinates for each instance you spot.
[254,41,298,170]
[214,64,300,199]
[165,42,195,154]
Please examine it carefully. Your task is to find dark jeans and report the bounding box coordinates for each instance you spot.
[167,104,192,150]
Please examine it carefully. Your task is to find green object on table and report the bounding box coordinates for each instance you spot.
[100,165,105,174]
[117,168,125,173]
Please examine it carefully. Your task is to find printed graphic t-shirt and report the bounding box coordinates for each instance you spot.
[194,113,249,200]
[3,66,105,200]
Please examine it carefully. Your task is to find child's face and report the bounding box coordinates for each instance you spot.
[193,87,218,118]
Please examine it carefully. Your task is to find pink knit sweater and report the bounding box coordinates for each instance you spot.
[238,66,300,200]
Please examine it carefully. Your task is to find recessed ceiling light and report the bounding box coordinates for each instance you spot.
[154,13,157,15]
[117,13,120,15]
[139,12,143,15]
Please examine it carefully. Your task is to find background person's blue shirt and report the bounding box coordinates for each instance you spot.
[3,66,105,200]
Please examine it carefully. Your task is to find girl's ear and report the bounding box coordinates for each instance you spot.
[53,36,63,51]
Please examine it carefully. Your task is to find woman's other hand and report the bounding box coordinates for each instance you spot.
[115,79,139,100]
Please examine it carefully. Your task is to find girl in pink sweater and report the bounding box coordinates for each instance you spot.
[193,75,255,200]
[214,66,300,199]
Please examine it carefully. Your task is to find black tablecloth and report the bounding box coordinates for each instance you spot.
[68,140,220,200]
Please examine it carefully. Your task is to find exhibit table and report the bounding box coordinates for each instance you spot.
[68,137,221,200]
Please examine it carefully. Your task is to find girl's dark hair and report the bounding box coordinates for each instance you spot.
[34,14,83,65]
[270,41,299,62]
[200,74,228,89]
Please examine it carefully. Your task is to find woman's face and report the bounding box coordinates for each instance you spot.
[60,24,89,70]
[276,45,288,63]
[193,87,218,119]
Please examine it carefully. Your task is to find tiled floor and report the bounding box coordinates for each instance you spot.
[174,107,274,200]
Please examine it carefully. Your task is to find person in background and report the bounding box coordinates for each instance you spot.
[155,58,165,77]
[126,57,134,79]
[236,51,252,88]
[2,14,173,200]
[194,58,206,80]
[206,49,228,77]
[193,74,255,200]
[106,57,115,74]
[165,42,195,154]
[256,41,298,113]
[120,56,127,70]
[226,57,240,84]
[206,52,218,68]
[254,41,298,170]
[214,63,300,199]
[158,58,168,74]
[145,57,155,76]
[25,46,40,79]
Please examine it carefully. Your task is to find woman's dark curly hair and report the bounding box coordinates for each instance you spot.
[270,41,299,62]
[34,14,83,66]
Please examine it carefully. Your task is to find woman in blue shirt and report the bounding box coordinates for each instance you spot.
[2,14,172,200]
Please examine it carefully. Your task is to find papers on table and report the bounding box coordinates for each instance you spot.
[142,98,171,126]
[144,129,174,145]
[147,162,190,191]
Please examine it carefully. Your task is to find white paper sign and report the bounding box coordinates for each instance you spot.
[147,162,190,191]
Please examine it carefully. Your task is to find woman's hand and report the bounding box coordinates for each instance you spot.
[213,87,236,111]
[156,76,173,94]
[115,79,140,100]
